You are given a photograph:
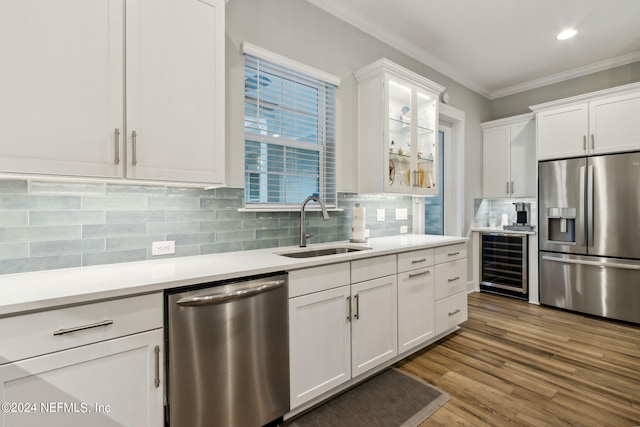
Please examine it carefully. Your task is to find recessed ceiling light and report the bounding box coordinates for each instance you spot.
[557,29,577,40]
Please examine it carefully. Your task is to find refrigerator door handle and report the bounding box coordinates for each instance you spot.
[541,255,640,271]
[577,165,586,247]
[587,164,594,246]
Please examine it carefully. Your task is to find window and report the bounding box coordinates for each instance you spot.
[243,45,338,207]
[425,128,445,235]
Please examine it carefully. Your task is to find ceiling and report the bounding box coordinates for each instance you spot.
[306,0,640,99]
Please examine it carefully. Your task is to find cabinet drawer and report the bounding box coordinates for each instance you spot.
[0,293,162,364]
[435,258,467,300]
[397,249,434,272]
[351,255,396,283]
[435,243,467,264]
[289,262,350,298]
[435,291,468,335]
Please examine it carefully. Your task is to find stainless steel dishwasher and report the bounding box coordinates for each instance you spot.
[165,272,289,427]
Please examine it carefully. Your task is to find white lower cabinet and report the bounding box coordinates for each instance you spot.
[434,244,468,335]
[0,293,164,427]
[350,274,398,377]
[288,285,351,409]
[0,330,163,427]
[288,256,397,409]
[288,244,467,412]
[397,249,435,353]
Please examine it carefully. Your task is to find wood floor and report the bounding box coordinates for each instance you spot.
[395,292,640,426]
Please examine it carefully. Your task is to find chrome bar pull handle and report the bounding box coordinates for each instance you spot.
[506,181,510,194]
[511,181,514,194]
[347,296,352,321]
[408,270,430,279]
[448,308,461,317]
[154,345,160,388]
[132,130,138,166]
[448,276,461,282]
[448,251,460,257]
[114,128,120,165]
[587,164,594,246]
[578,165,586,246]
[583,135,587,151]
[354,294,360,320]
[53,320,113,336]
[591,134,595,150]
[411,258,427,264]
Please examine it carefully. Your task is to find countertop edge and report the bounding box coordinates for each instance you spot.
[0,234,468,317]
[471,227,537,235]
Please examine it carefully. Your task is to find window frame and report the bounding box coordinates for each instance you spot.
[242,43,340,209]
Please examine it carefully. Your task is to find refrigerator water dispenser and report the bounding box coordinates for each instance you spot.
[547,207,576,244]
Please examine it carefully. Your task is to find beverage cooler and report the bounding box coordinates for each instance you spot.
[480,232,528,300]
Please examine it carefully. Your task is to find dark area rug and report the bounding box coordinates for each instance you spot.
[286,368,450,427]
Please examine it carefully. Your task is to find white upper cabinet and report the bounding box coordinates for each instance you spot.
[355,59,444,196]
[532,82,640,160]
[0,0,124,178]
[0,0,225,185]
[482,113,536,198]
[125,0,225,184]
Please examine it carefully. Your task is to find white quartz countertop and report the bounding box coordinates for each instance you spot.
[471,227,536,235]
[0,234,467,317]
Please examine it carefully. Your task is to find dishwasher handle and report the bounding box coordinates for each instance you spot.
[175,279,286,306]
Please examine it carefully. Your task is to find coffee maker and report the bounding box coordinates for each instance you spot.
[503,202,535,231]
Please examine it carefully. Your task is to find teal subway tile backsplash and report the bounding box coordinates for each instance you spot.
[0,179,414,275]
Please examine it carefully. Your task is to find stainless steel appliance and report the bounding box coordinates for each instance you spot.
[539,152,640,324]
[504,202,535,232]
[480,232,528,299]
[165,273,290,426]
[513,202,531,225]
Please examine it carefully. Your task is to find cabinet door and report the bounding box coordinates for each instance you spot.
[0,329,163,427]
[537,104,588,160]
[509,119,536,197]
[590,91,640,155]
[126,0,225,184]
[289,286,351,409]
[386,77,414,194]
[413,87,439,195]
[397,268,435,353]
[482,125,510,198]
[351,275,398,377]
[0,0,124,178]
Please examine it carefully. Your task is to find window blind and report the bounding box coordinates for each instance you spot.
[244,53,337,207]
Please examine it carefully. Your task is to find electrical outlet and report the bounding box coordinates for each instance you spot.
[152,241,175,256]
[395,208,408,220]
[400,225,408,234]
[376,209,385,222]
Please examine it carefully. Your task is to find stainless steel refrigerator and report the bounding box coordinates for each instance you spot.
[539,151,640,324]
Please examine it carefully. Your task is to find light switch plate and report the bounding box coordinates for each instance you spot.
[395,208,408,220]
[152,241,175,256]
[376,209,385,222]
[400,225,408,234]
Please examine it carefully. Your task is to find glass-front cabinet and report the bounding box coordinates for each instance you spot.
[355,59,444,195]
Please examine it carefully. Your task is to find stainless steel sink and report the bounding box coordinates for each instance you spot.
[277,246,371,258]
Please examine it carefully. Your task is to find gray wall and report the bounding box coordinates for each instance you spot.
[490,61,640,119]
[225,0,491,234]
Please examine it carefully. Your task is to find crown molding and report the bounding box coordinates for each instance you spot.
[306,0,640,101]
[306,0,492,98]
[491,51,640,100]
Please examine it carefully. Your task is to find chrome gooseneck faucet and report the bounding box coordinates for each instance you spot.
[300,194,330,247]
